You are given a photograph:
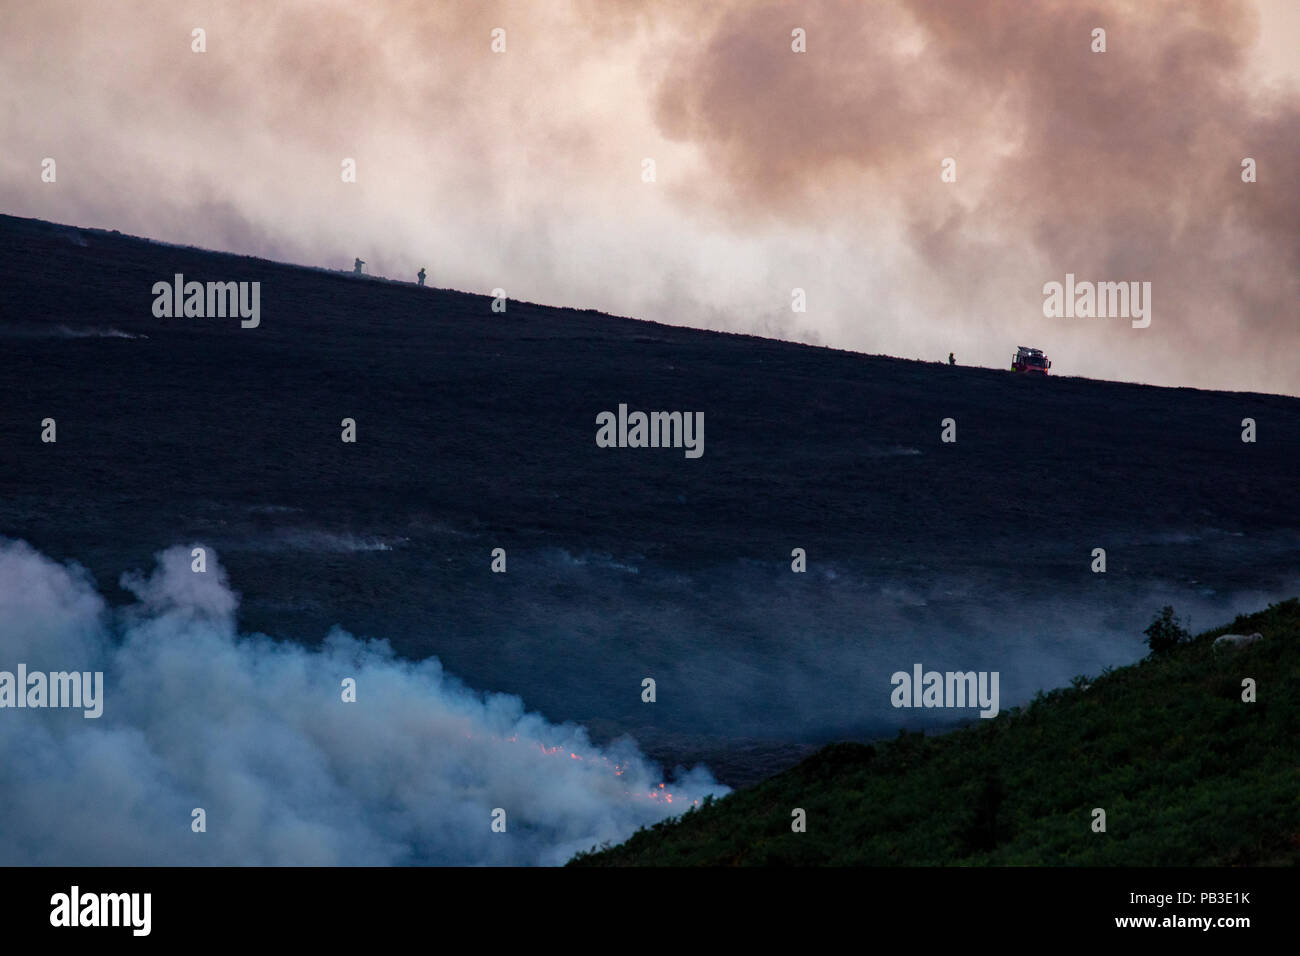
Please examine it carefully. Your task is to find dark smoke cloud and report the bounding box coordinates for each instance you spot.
[653,0,1300,390]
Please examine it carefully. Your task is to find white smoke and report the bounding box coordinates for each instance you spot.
[0,539,725,865]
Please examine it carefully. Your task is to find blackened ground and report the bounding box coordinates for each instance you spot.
[2,213,1298,786]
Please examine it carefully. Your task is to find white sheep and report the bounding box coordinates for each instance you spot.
[1212,632,1263,652]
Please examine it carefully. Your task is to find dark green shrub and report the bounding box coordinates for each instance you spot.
[1144,605,1190,655]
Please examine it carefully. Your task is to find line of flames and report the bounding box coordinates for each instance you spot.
[459,729,696,806]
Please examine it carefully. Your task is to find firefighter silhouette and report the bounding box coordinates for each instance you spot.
[417,267,427,287]
[353,258,365,275]
[948,352,956,366]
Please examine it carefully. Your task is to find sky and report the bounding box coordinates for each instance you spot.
[1,0,1297,394]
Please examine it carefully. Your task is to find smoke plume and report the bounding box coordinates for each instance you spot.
[0,539,723,865]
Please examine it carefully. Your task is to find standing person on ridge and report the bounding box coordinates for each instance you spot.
[949,352,956,366]
[417,267,426,287]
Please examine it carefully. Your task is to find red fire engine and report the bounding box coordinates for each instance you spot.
[1011,346,1051,375]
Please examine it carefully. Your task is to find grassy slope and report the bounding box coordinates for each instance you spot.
[570,600,1300,865]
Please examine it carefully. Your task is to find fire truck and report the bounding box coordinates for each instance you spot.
[1011,345,1051,375]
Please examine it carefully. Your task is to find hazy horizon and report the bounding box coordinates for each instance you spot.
[3,0,1298,393]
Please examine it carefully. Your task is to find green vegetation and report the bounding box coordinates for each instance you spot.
[1144,605,1192,655]
[569,599,1300,866]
